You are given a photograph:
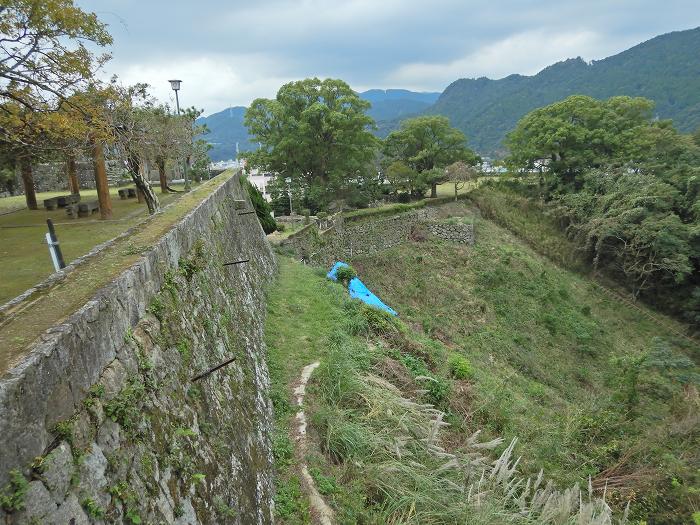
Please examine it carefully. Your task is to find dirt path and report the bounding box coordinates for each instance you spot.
[291,361,334,525]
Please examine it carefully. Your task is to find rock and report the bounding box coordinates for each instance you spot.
[96,418,121,455]
[42,442,74,502]
[47,494,89,525]
[14,481,56,524]
[101,360,127,401]
[78,443,109,507]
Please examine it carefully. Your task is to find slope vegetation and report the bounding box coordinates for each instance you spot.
[266,202,698,523]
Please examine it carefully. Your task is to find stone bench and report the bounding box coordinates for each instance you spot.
[57,194,80,207]
[66,204,79,219]
[118,188,138,199]
[43,197,58,210]
[78,200,100,217]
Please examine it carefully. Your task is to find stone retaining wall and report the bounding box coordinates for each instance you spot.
[283,206,474,266]
[0,174,275,524]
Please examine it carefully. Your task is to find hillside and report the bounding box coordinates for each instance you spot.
[360,88,441,121]
[420,27,700,155]
[198,89,441,161]
[267,201,698,523]
[196,106,253,162]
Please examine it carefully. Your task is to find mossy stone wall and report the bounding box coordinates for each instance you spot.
[0,174,276,524]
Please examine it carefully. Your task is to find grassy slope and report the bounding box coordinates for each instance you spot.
[349,204,698,522]
[266,201,698,522]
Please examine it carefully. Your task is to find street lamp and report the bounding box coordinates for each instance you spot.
[168,79,190,190]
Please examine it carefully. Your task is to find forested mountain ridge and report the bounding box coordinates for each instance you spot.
[198,89,442,161]
[422,26,700,155]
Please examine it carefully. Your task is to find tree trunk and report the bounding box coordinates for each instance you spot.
[66,153,80,195]
[157,157,167,193]
[92,139,112,220]
[19,156,37,210]
[430,182,437,198]
[127,153,160,214]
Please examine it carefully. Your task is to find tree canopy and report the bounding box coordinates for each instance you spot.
[244,78,379,212]
[507,94,700,322]
[0,1,111,144]
[383,116,478,198]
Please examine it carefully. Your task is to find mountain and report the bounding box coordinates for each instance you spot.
[417,27,700,155]
[359,89,441,121]
[196,106,253,162]
[198,89,442,161]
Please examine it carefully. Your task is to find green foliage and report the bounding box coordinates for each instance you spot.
[448,354,475,380]
[243,177,277,234]
[147,296,165,321]
[383,115,479,197]
[0,470,28,512]
[335,265,357,286]
[104,379,145,433]
[244,78,380,211]
[178,239,207,281]
[51,419,74,445]
[81,497,105,519]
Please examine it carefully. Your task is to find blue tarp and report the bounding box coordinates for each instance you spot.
[327,262,398,316]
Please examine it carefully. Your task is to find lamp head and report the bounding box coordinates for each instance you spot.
[168,79,182,91]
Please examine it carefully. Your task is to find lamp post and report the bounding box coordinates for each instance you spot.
[285,177,293,216]
[168,79,190,190]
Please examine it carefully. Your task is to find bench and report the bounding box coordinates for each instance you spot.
[57,194,80,207]
[66,204,79,219]
[127,188,137,198]
[78,200,100,217]
[43,198,58,210]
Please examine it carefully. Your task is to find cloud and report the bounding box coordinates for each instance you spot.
[112,54,290,111]
[75,0,700,115]
[385,29,620,86]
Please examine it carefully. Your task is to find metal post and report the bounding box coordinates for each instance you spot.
[46,219,66,270]
[170,82,190,191]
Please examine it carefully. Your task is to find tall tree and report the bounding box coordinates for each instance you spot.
[506,95,656,191]
[244,78,379,211]
[383,116,478,198]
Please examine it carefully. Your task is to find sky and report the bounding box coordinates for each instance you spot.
[75,0,700,117]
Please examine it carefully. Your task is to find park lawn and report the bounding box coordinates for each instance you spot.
[0,185,190,304]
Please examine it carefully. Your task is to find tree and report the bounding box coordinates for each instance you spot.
[0,1,111,145]
[505,95,656,191]
[244,178,277,234]
[385,160,425,199]
[243,78,379,211]
[383,116,478,198]
[445,161,480,200]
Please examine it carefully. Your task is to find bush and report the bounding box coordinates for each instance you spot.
[335,265,357,286]
[243,178,278,234]
[448,354,475,380]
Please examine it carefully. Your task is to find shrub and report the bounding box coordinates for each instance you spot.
[335,265,357,286]
[244,178,278,234]
[448,354,475,380]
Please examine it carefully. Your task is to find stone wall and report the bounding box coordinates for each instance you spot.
[426,222,475,244]
[282,206,474,266]
[0,174,276,524]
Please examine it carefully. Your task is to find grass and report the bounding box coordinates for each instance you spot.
[265,255,627,523]
[0,173,232,375]
[348,201,698,523]
[0,184,189,304]
[265,257,348,524]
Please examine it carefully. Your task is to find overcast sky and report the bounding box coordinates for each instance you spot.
[75,0,699,117]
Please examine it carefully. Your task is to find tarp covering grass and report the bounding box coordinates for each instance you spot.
[327,261,398,316]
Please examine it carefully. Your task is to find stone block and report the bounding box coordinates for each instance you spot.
[42,442,73,503]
